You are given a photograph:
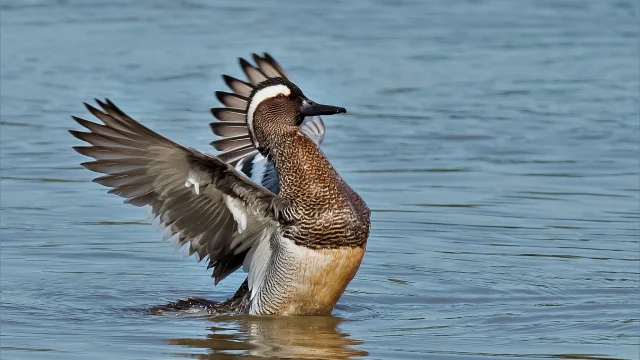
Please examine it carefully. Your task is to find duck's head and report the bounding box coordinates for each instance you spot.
[246,77,346,149]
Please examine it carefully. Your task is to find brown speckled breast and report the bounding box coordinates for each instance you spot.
[269,130,370,250]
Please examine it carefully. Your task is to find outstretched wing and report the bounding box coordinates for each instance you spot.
[70,99,281,285]
[210,53,326,194]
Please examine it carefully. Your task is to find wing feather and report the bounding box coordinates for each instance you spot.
[70,99,282,285]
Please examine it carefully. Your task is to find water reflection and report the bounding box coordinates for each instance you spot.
[167,315,367,359]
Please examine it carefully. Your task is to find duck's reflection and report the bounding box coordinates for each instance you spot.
[167,315,367,359]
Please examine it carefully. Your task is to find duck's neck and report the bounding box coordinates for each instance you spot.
[261,128,370,249]
[264,129,342,206]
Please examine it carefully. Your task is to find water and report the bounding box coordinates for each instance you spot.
[1,0,638,359]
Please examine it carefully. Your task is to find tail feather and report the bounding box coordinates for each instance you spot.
[222,75,253,97]
[210,108,246,122]
[210,135,252,151]
[149,280,250,315]
[210,53,327,180]
[215,91,248,109]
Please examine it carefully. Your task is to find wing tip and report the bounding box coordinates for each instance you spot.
[214,91,225,104]
[238,57,252,69]
[68,129,88,141]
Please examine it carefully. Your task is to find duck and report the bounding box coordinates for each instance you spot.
[70,53,370,316]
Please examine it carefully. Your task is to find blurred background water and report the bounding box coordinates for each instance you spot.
[1,0,638,359]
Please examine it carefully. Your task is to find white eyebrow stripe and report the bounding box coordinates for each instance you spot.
[246,85,291,141]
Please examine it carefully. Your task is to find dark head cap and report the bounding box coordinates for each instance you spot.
[246,77,346,147]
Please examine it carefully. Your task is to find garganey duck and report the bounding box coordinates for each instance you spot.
[70,53,370,315]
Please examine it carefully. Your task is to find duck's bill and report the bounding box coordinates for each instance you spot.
[300,99,346,116]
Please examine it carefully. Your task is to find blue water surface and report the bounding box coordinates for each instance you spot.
[1,1,638,359]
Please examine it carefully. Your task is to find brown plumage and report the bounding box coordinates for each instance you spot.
[70,53,370,315]
[251,98,369,249]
